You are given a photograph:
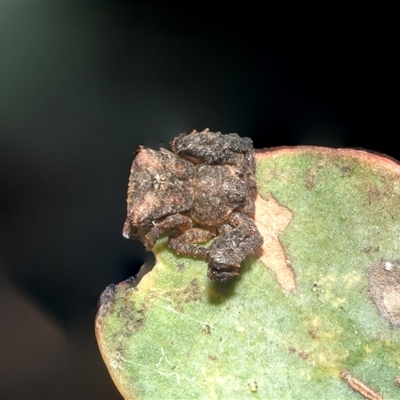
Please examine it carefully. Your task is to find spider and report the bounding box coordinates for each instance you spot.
[123,129,263,282]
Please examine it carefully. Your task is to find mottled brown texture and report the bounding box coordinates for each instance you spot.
[368,260,400,327]
[123,129,263,282]
[171,130,254,168]
[394,377,400,388]
[123,147,195,238]
[172,129,257,216]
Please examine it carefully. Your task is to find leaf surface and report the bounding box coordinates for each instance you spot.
[96,147,400,399]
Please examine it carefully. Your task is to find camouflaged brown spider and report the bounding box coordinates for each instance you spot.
[123,129,263,282]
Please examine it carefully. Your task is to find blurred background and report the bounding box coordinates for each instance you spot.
[0,3,395,399]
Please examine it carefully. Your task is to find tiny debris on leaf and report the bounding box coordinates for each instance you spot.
[341,371,383,400]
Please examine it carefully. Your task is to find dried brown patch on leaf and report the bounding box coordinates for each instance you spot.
[95,277,148,350]
[117,301,146,334]
[95,277,141,332]
[305,168,317,188]
[254,194,295,292]
[304,159,325,189]
[162,278,203,312]
[368,260,400,327]
[96,284,117,320]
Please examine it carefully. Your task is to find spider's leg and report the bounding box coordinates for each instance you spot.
[145,214,192,249]
[168,228,213,259]
[207,213,263,282]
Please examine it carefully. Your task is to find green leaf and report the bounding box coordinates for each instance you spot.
[96,147,400,399]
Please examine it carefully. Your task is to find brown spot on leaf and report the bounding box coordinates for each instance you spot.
[363,246,380,254]
[183,278,203,302]
[340,164,352,176]
[202,324,212,334]
[368,260,400,327]
[298,350,309,359]
[118,302,146,333]
[177,262,185,271]
[161,278,203,312]
[254,194,295,292]
[305,167,317,188]
[308,330,318,339]
[96,284,117,318]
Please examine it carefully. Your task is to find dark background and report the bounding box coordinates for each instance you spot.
[0,3,395,399]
